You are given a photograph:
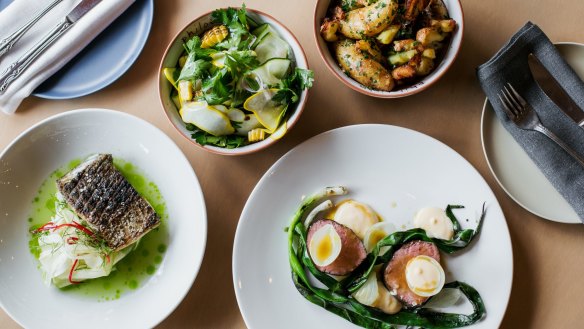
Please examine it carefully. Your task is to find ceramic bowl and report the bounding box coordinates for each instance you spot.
[313,0,464,98]
[0,109,207,328]
[159,9,309,155]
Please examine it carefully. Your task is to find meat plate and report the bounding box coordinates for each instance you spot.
[233,124,512,329]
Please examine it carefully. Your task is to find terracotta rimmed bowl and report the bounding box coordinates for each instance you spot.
[313,0,464,98]
[159,9,309,156]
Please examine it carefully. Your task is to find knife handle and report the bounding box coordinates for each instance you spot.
[0,18,72,94]
[0,0,64,60]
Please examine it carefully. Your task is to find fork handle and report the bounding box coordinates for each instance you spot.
[0,18,72,94]
[0,0,63,59]
[535,125,584,167]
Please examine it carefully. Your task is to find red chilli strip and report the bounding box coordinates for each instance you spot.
[66,237,79,245]
[35,222,55,232]
[36,222,94,237]
[68,222,94,237]
[68,259,82,284]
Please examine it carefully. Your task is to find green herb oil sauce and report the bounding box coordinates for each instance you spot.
[28,158,169,301]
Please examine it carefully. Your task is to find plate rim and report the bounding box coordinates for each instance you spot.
[0,108,208,328]
[233,123,513,328]
[29,0,154,99]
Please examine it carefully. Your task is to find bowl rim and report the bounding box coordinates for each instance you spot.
[0,108,208,329]
[158,8,310,156]
[312,0,465,98]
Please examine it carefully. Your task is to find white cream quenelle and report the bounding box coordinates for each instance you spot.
[413,207,454,240]
[332,200,379,239]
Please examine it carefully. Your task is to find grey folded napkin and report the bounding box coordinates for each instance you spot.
[477,22,584,222]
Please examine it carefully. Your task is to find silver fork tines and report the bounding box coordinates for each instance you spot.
[498,83,584,167]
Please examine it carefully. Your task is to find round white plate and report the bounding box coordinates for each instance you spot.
[480,43,584,224]
[0,109,207,328]
[233,124,513,329]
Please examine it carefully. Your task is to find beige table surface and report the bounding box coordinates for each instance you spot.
[2,0,584,328]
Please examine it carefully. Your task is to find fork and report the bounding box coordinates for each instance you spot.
[498,83,584,167]
[0,0,64,60]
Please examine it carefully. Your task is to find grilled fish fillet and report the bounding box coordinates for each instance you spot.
[56,154,160,251]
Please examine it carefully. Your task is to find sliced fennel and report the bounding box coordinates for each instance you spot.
[210,52,226,68]
[254,32,290,64]
[235,113,263,136]
[243,89,287,132]
[269,121,288,140]
[163,68,179,89]
[248,58,291,87]
[251,23,279,48]
[36,193,136,288]
[180,101,235,136]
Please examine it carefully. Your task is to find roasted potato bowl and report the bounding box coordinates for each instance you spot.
[320,0,457,91]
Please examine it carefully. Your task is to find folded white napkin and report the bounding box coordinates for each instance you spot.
[0,0,135,114]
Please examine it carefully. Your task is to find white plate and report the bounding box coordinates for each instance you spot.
[480,43,584,224]
[233,124,513,329]
[0,109,207,328]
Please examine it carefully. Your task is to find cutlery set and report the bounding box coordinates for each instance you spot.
[0,0,101,94]
[498,83,584,167]
[493,51,584,168]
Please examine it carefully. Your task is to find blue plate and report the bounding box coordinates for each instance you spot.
[0,0,153,99]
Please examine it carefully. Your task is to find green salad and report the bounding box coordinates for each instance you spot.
[163,6,314,149]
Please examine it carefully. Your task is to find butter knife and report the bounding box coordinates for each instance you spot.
[528,54,584,128]
[0,0,102,94]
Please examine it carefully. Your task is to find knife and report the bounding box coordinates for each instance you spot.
[0,0,103,94]
[528,54,584,128]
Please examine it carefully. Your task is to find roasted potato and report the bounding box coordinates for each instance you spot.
[321,18,340,42]
[335,39,395,91]
[404,0,431,21]
[391,65,416,80]
[416,27,445,46]
[355,39,385,63]
[338,0,399,39]
[376,25,401,44]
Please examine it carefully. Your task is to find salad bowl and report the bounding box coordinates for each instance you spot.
[0,109,207,329]
[159,8,310,156]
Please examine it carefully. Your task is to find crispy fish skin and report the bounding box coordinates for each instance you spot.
[57,154,160,251]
